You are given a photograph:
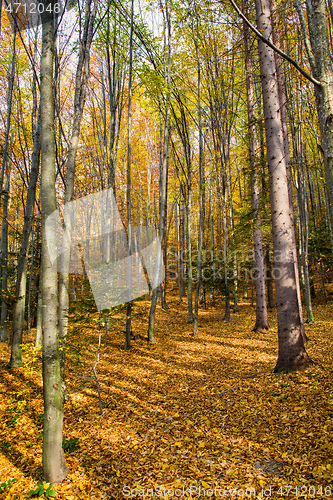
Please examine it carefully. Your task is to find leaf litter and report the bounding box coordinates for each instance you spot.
[0,294,332,499]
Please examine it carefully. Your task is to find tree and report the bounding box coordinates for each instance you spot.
[58,0,97,387]
[0,25,16,342]
[147,0,172,340]
[9,106,41,366]
[254,0,312,371]
[242,0,269,333]
[125,0,135,349]
[40,0,68,482]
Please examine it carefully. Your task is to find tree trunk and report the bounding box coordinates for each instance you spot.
[147,0,171,337]
[186,185,194,323]
[270,0,306,342]
[40,1,68,482]
[35,267,42,348]
[243,0,269,333]
[0,172,10,342]
[255,0,312,371]
[124,0,134,349]
[58,0,97,360]
[9,107,41,365]
[193,0,204,335]
[265,244,275,308]
[295,0,333,236]
[0,27,16,342]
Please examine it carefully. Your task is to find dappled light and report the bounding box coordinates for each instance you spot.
[1,293,332,498]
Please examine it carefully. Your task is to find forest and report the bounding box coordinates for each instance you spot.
[0,0,333,498]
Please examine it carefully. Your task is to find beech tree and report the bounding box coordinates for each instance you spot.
[242,0,269,333]
[40,0,68,482]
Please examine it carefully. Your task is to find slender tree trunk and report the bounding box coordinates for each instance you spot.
[186,185,194,323]
[243,0,269,333]
[265,244,275,308]
[124,0,134,349]
[35,267,42,348]
[40,1,68,482]
[9,107,41,365]
[255,0,312,371]
[0,27,16,342]
[179,200,186,299]
[58,0,97,363]
[295,0,333,236]
[222,183,230,322]
[193,0,203,335]
[148,0,171,337]
[0,172,10,342]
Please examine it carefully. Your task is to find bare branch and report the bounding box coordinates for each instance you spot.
[227,0,321,87]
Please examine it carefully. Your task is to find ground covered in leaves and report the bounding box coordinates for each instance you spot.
[1,292,333,499]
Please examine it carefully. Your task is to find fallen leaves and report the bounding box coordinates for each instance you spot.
[0,295,333,498]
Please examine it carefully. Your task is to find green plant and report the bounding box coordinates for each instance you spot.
[27,482,56,498]
[62,437,79,454]
[0,478,17,493]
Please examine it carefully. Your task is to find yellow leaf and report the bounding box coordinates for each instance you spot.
[201,481,209,488]
[198,442,205,448]
[116,470,120,477]
[294,407,302,411]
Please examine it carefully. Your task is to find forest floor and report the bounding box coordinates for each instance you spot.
[0,291,333,499]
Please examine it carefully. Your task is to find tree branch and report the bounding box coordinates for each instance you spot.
[227,0,321,87]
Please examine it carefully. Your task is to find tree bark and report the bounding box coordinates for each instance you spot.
[270,0,306,342]
[243,0,269,333]
[193,0,203,335]
[0,27,16,342]
[255,0,312,371]
[58,0,97,359]
[124,0,134,349]
[40,0,68,482]
[9,106,41,365]
[147,0,171,338]
[295,0,333,235]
